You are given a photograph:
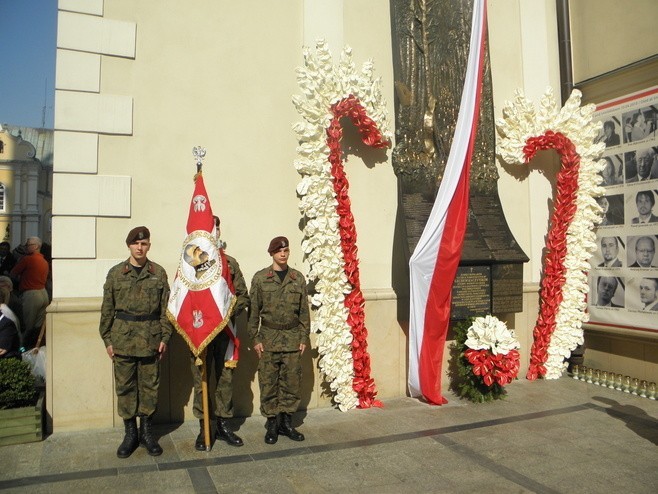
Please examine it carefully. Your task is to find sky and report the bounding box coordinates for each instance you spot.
[0,0,57,129]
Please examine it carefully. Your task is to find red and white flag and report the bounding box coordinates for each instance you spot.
[167,173,237,364]
[408,0,487,404]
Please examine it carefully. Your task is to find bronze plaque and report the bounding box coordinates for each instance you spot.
[491,263,524,313]
[451,266,491,319]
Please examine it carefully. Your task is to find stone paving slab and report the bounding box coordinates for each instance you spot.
[0,378,656,493]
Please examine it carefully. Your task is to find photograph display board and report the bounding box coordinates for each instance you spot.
[588,86,658,333]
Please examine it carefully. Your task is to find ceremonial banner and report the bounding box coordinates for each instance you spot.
[408,0,487,404]
[167,166,237,364]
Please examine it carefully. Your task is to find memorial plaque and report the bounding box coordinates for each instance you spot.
[451,266,491,319]
[491,263,524,313]
[461,194,529,264]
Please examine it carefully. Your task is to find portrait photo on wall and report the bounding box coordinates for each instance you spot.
[592,275,625,308]
[600,155,623,186]
[626,189,658,224]
[622,107,656,144]
[592,234,625,268]
[624,147,658,183]
[626,277,658,311]
[597,194,624,226]
[594,118,622,148]
[627,235,658,268]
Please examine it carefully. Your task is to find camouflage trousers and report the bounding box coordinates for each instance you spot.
[113,354,160,419]
[191,331,235,419]
[258,350,302,417]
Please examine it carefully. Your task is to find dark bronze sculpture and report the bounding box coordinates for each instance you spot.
[391,0,527,317]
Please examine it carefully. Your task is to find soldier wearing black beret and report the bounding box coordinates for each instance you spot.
[99,226,173,458]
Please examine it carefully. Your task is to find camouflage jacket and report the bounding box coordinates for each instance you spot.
[225,253,250,317]
[247,266,310,351]
[99,259,173,357]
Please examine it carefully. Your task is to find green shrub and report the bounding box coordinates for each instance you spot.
[0,358,37,409]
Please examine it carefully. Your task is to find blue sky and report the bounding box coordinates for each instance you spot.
[0,0,57,128]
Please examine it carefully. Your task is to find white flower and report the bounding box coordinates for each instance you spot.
[496,87,604,379]
[465,315,520,355]
[294,40,390,410]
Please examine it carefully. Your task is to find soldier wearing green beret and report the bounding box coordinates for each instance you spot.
[248,236,310,444]
[190,216,250,451]
[99,226,173,458]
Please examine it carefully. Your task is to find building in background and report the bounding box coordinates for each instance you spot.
[0,125,53,248]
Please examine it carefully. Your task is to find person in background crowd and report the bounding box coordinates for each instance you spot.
[99,226,173,458]
[0,241,17,277]
[0,287,20,359]
[10,237,49,349]
[248,236,310,445]
[0,275,23,345]
[190,215,250,451]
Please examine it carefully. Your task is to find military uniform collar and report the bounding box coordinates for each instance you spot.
[122,259,155,276]
[265,267,296,283]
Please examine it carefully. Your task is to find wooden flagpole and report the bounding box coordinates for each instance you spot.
[200,348,212,451]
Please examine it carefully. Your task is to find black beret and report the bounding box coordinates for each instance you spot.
[126,226,150,245]
[268,236,289,254]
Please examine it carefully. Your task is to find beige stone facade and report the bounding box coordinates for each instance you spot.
[50,0,658,433]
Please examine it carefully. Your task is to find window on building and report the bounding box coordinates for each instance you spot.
[0,140,4,153]
[0,184,5,212]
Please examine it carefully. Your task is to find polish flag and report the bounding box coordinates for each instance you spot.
[167,173,237,364]
[408,0,488,404]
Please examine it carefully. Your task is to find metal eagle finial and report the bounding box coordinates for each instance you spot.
[192,146,206,173]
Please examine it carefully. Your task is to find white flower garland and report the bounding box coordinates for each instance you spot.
[496,88,605,379]
[293,40,392,410]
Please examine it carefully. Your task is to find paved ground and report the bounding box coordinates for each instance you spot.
[0,376,656,493]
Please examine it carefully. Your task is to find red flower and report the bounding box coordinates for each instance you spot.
[325,96,390,408]
[522,132,580,380]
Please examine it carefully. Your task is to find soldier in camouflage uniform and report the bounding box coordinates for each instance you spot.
[248,236,310,444]
[190,216,250,451]
[99,226,173,458]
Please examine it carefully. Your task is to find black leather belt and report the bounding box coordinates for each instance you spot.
[115,312,159,322]
[262,320,300,330]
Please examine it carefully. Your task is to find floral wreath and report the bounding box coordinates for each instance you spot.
[293,41,392,410]
[496,88,605,380]
[452,316,521,402]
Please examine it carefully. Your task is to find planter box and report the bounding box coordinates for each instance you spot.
[0,392,44,446]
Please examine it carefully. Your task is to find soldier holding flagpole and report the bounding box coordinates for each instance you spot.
[189,214,249,451]
[167,147,238,452]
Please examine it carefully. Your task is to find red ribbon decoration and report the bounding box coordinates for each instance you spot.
[522,131,581,380]
[327,95,389,408]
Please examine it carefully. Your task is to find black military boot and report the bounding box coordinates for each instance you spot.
[195,419,206,451]
[278,412,304,441]
[139,415,163,456]
[264,416,278,444]
[116,418,139,458]
[216,417,243,447]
